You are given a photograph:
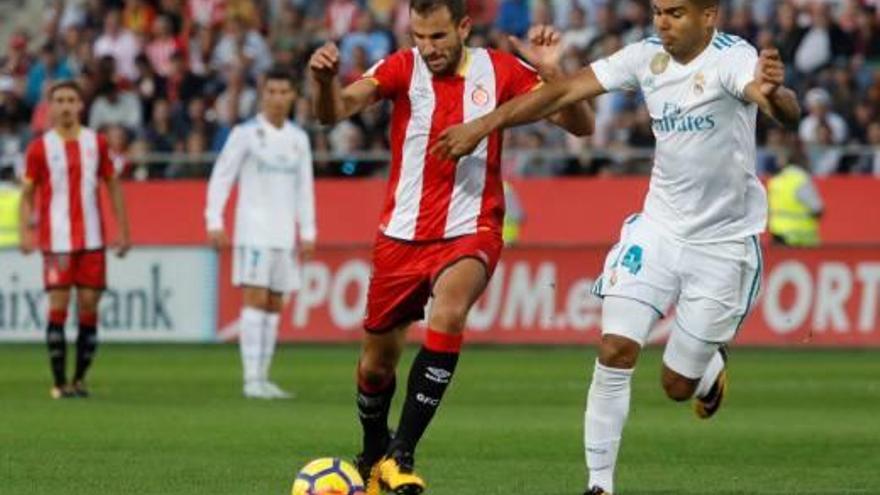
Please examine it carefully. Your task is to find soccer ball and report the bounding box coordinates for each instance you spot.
[291,458,366,495]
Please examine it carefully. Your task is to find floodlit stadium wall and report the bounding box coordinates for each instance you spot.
[1,178,879,346]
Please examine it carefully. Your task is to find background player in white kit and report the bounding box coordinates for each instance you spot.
[434,1,802,493]
[205,67,316,400]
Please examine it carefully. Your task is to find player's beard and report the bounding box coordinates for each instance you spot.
[424,43,463,77]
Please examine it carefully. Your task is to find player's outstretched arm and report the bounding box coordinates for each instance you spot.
[309,42,380,125]
[744,48,801,129]
[433,67,605,160]
[105,175,131,258]
[510,25,594,136]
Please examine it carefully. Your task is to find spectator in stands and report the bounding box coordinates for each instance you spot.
[339,11,394,72]
[134,54,167,122]
[146,15,184,77]
[157,0,186,35]
[122,0,157,36]
[270,4,313,71]
[166,51,205,109]
[800,88,849,145]
[467,0,499,30]
[211,15,272,79]
[142,97,177,155]
[342,45,371,86]
[186,23,214,76]
[807,120,844,176]
[187,0,226,29]
[60,25,90,76]
[794,1,854,76]
[106,123,132,176]
[93,8,142,82]
[496,0,530,37]
[214,61,257,130]
[0,110,23,175]
[2,31,32,79]
[727,4,759,44]
[25,42,73,108]
[620,0,652,45]
[226,0,262,29]
[175,96,218,151]
[326,0,361,40]
[856,122,880,175]
[89,78,143,133]
[772,2,805,68]
[561,6,597,52]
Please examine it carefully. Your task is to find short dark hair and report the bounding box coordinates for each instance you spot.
[410,0,466,22]
[48,80,83,100]
[263,65,296,88]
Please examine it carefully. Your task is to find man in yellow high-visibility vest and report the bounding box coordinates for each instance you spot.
[502,181,525,246]
[768,162,823,247]
[0,165,21,249]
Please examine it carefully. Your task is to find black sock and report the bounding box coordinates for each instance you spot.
[357,374,396,461]
[392,345,460,455]
[46,322,67,387]
[73,322,98,383]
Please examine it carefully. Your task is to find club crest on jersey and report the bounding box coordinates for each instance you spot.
[650,53,671,75]
[471,85,490,106]
[693,72,706,95]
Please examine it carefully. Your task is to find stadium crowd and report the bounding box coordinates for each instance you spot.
[0,0,878,178]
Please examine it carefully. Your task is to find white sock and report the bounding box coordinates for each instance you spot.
[261,312,280,384]
[694,350,725,399]
[239,307,266,386]
[585,360,634,494]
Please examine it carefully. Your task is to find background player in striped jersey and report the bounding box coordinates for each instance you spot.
[434,1,802,493]
[205,67,316,400]
[20,80,131,399]
[309,0,593,492]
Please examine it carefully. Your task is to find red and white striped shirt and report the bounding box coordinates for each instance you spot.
[365,47,540,241]
[24,128,114,253]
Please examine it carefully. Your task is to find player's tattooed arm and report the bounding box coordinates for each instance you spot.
[744,48,801,129]
[433,67,606,160]
[309,42,380,124]
[510,25,594,136]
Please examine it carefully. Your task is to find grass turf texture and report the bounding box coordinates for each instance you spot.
[1,345,878,494]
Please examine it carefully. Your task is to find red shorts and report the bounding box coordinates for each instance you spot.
[364,232,503,333]
[43,250,107,290]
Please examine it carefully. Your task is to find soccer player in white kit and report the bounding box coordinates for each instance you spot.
[205,67,316,400]
[433,1,802,493]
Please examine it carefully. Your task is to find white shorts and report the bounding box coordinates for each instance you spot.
[232,246,301,294]
[593,214,763,345]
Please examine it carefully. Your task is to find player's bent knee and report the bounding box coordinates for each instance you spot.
[661,368,697,402]
[357,359,395,388]
[598,334,641,369]
[428,304,469,335]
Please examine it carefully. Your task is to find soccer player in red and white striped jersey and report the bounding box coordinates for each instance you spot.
[310,0,593,491]
[19,80,131,400]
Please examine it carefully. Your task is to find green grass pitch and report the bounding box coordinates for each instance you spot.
[1,345,878,494]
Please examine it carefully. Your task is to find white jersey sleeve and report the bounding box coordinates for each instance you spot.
[296,131,317,243]
[590,41,647,92]
[718,43,759,101]
[205,126,248,231]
